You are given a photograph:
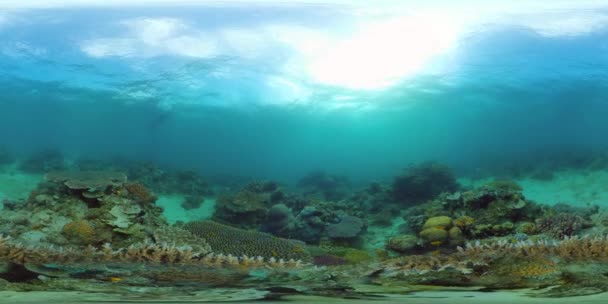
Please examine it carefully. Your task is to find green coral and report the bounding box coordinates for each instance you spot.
[183,220,311,262]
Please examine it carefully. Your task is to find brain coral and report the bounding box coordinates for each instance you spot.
[183,220,311,262]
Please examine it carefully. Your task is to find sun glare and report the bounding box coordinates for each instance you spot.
[307,13,464,90]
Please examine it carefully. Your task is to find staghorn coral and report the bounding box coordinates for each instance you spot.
[0,234,304,269]
[456,235,608,261]
[183,220,312,262]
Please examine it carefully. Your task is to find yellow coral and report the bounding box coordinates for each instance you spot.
[422,216,453,230]
[420,227,449,243]
[454,216,475,229]
[62,220,97,244]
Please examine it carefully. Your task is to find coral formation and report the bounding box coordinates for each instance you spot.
[124,182,157,205]
[213,181,283,229]
[183,220,312,262]
[297,171,351,201]
[326,215,365,240]
[45,170,127,190]
[392,162,459,206]
[403,180,545,245]
[0,234,303,269]
[61,220,97,245]
[536,213,591,238]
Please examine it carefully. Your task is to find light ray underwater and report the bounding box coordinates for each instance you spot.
[1,1,608,303]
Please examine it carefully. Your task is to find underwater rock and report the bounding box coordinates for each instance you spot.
[392,162,458,206]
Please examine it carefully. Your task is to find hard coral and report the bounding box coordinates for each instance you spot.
[183,220,312,262]
[62,220,97,245]
[124,182,157,204]
[392,162,458,206]
[536,213,590,238]
[213,182,283,229]
[45,170,127,190]
[326,215,365,240]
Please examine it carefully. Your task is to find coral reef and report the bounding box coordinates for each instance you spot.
[0,234,303,269]
[297,171,351,201]
[124,182,157,205]
[125,163,213,197]
[61,220,98,245]
[326,215,365,242]
[403,180,545,245]
[213,181,283,229]
[392,162,459,206]
[183,220,312,262]
[536,213,591,238]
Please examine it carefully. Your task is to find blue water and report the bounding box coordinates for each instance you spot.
[1,1,607,185]
[2,2,608,302]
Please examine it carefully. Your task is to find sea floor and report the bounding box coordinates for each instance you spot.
[459,168,608,208]
[0,288,605,303]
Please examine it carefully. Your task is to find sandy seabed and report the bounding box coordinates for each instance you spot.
[0,289,605,304]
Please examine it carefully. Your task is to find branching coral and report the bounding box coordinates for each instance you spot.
[457,235,608,261]
[183,220,312,262]
[0,234,304,269]
[536,213,591,238]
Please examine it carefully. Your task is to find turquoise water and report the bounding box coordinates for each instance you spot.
[1,1,608,302]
